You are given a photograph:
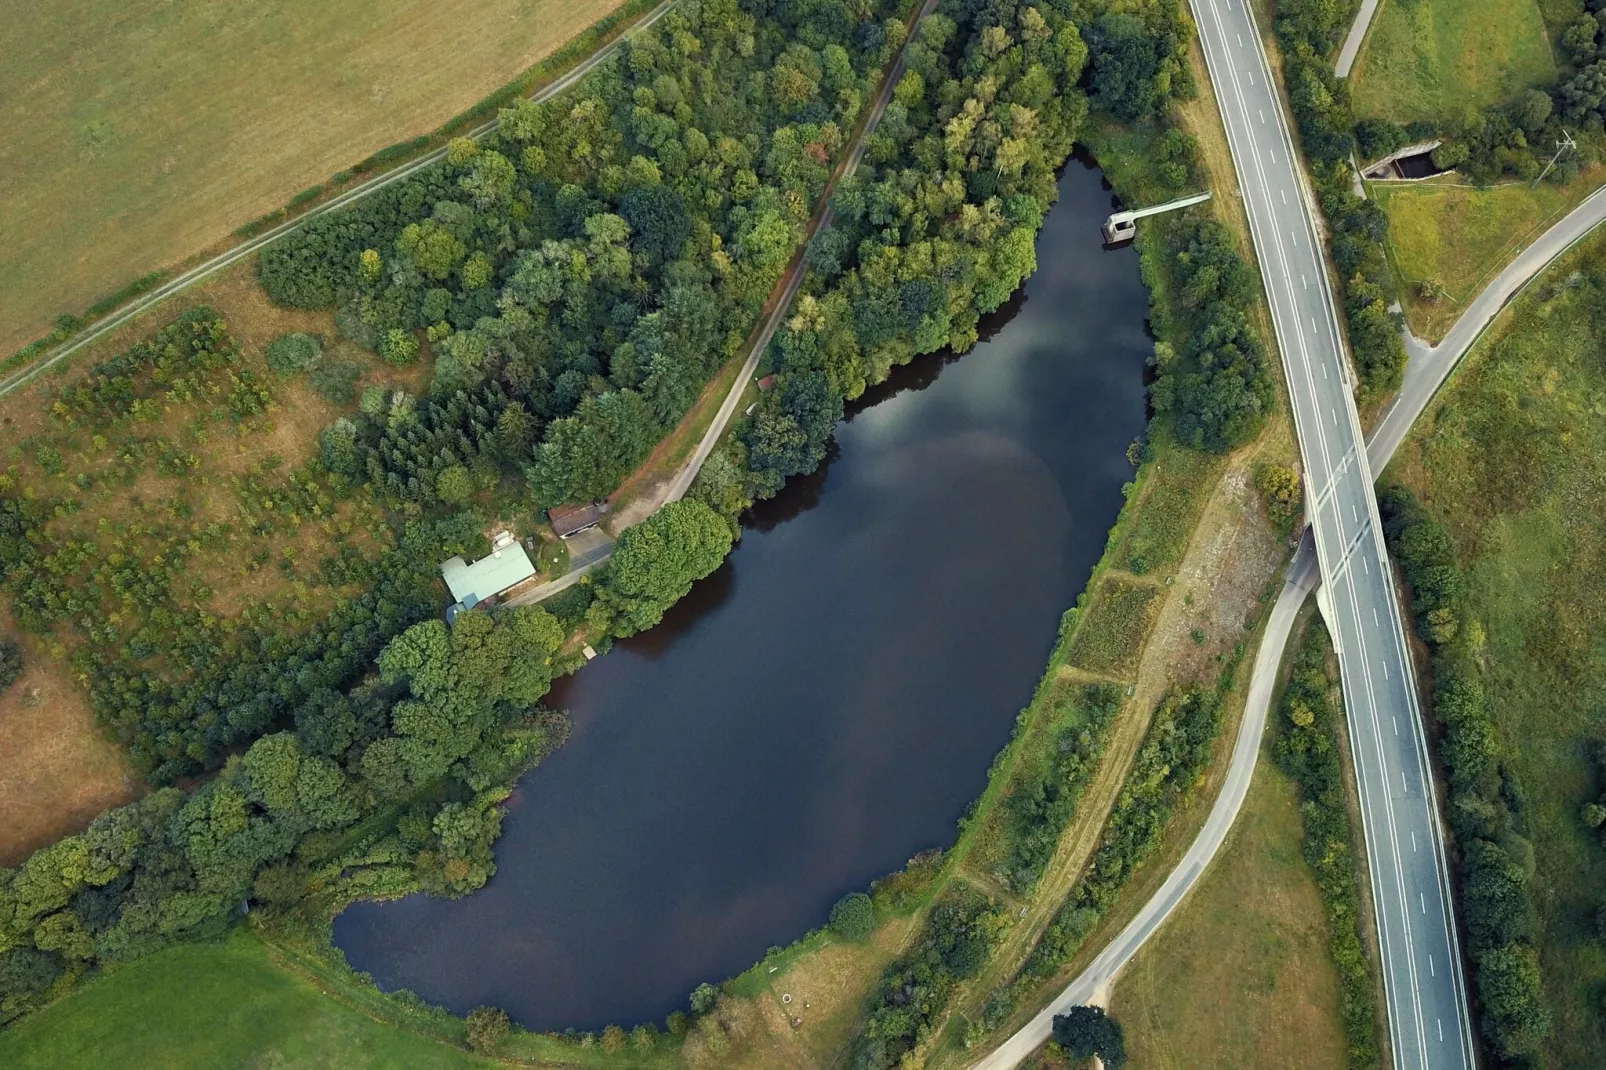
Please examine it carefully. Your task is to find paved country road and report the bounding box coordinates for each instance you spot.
[1335,0,1381,78]
[972,20,1606,1070]
[0,0,679,402]
[978,2,1482,1066]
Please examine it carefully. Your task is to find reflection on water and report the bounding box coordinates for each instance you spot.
[334,158,1153,1032]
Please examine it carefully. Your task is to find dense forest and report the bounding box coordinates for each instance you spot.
[263,0,914,509]
[0,0,1274,1041]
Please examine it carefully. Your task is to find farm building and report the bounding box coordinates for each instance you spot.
[548,502,601,539]
[440,531,536,608]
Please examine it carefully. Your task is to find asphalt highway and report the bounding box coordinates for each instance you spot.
[973,38,1606,1070]
[1188,3,1474,1065]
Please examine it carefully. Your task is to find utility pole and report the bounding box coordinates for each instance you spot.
[1533,128,1577,188]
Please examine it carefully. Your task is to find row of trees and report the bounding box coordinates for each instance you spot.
[262,0,913,510]
[1025,684,1225,975]
[1001,683,1124,892]
[1275,0,1407,393]
[1273,621,1381,1069]
[1152,220,1276,451]
[1379,484,1551,1063]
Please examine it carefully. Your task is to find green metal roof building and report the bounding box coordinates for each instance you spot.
[440,543,537,605]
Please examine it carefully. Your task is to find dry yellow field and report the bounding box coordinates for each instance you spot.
[0,0,628,357]
[1112,758,1350,1070]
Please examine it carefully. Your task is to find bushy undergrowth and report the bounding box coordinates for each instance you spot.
[1272,620,1381,1069]
[1379,484,1551,1063]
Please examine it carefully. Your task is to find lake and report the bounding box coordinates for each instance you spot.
[334,158,1152,1031]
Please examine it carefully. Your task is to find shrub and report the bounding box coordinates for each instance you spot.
[0,638,22,692]
[307,360,364,406]
[381,328,420,367]
[1052,1005,1127,1069]
[829,892,876,939]
[264,332,322,376]
[465,1005,510,1053]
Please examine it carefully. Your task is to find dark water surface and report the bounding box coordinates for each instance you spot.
[334,160,1151,1031]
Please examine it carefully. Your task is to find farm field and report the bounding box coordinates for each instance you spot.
[0,0,628,358]
[1112,755,1350,1070]
[1387,227,1606,1067]
[1348,0,1556,124]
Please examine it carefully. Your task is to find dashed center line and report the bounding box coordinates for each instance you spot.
[1429,954,1436,978]
[1259,108,1266,125]
[1373,607,1380,625]
[1420,892,1427,914]
[1392,715,1398,736]
[1411,830,1418,852]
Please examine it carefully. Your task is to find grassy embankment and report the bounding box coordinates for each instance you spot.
[1370,167,1606,341]
[0,930,495,1070]
[1385,226,1606,1066]
[1348,0,1555,124]
[0,0,651,366]
[1348,0,1606,341]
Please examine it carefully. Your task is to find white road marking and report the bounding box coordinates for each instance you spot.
[1311,316,1318,333]
[1429,954,1436,978]
[1382,660,1389,679]
[1290,229,1297,244]
[1330,407,1337,426]
[1362,556,1369,574]
[1412,830,1418,852]
[1420,893,1427,914]
[1373,607,1380,625]
[1438,1019,1444,1043]
[1301,273,1307,288]
[1322,364,1328,379]
[1392,715,1398,736]
[1237,33,1243,45]
[1280,188,1286,204]
[1247,70,1254,85]
[1259,109,1266,125]
[1351,502,1359,523]
[1402,770,1409,792]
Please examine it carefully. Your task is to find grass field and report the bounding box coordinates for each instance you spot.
[0,261,418,856]
[0,0,629,358]
[1349,0,1556,124]
[1113,757,1350,1070]
[1386,226,1606,1066]
[1373,169,1606,341]
[0,625,136,865]
[0,931,497,1069]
